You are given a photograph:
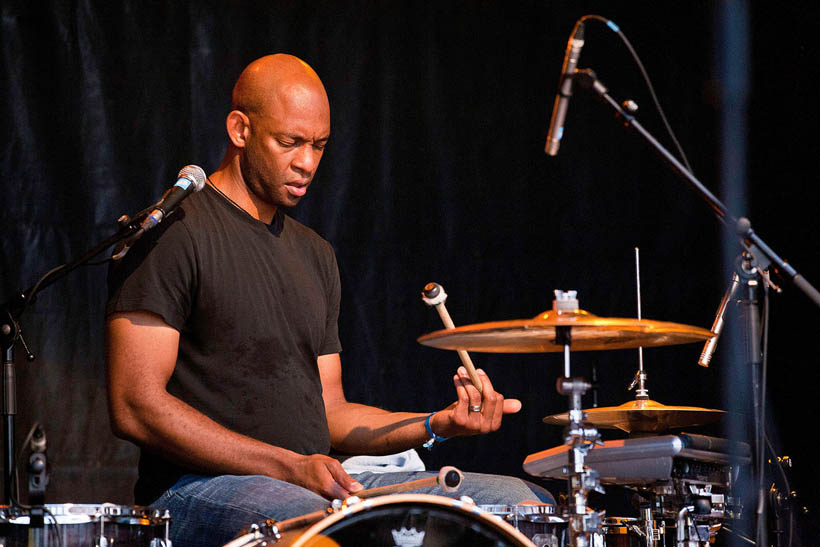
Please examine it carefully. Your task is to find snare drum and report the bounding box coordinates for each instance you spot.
[226,494,535,546]
[0,503,171,547]
[477,509,655,547]
[479,504,566,547]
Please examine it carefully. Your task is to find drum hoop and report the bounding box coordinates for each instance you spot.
[289,493,535,547]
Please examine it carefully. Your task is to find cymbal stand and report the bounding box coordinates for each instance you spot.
[629,249,662,547]
[552,290,604,547]
[628,248,649,401]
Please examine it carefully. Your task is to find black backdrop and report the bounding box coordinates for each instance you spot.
[2,0,819,540]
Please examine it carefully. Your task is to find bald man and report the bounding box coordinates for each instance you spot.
[106,54,551,547]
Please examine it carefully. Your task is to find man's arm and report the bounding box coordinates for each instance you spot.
[106,310,362,499]
[319,353,521,455]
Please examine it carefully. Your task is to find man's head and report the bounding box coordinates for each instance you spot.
[226,54,330,211]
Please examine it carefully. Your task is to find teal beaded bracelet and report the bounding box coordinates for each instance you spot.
[422,412,448,450]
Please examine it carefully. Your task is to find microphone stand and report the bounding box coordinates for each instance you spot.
[570,68,820,307]
[1,207,153,506]
[567,68,818,545]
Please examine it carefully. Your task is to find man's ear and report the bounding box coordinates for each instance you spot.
[226,110,250,148]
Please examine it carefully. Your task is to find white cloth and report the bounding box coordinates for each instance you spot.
[341,448,426,474]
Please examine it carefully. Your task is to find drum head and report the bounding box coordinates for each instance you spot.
[286,494,534,546]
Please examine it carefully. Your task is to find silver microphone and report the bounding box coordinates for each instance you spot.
[698,273,740,367]
[545,19,586,156]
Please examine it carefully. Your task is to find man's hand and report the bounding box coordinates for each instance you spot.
[431,366,521,438]
[286,454,364,500]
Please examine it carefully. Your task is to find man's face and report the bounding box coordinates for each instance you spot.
[239,83,330,210]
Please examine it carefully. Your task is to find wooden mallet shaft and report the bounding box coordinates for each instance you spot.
[422,283,483,394]
[355,466,463,499]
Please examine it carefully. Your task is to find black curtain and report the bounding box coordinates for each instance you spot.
[2,0,818,538]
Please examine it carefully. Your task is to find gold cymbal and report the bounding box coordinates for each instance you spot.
[543,399,726,433]
[417,309,714,353]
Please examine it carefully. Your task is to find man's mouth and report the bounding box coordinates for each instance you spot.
[285,182,308,197]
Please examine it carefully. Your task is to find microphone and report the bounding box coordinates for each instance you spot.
[698,273,740,367]
[112,165,206,261]
[140,165,207,231]
[545,19,586,156]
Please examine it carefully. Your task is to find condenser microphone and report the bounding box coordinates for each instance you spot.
[140,165,207,231]
[698,273,740,367]
[545,20,586,156]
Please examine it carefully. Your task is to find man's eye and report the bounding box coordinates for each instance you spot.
[313,143,326,151]
[278,140,296,147]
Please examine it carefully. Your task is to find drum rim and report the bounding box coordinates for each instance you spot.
[289,493,535,547]
[1,502,165,525]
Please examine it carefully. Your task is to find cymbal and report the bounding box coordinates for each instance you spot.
[543,399,726,433]
[417,309,714,353]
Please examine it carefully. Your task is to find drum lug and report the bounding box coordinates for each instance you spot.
[155,508,174,547]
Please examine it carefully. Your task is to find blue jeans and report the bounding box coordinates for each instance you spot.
[151,471,554,547]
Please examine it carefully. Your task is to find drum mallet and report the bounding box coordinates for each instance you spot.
[354,466,463,499]
[421,283,483,394]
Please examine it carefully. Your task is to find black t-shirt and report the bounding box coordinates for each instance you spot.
[106,184,342,504]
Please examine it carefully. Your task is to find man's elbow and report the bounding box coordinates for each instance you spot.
[108,397,148,444]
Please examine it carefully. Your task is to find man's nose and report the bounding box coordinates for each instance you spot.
[292,144,321,176]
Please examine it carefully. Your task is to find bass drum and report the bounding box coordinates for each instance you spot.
[0,503,171,547]
[229,494,535,547]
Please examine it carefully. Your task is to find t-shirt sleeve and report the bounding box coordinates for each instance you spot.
[319,242,342,356]
[106,218,197,331]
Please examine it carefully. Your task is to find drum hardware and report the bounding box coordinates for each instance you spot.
[675,505,713,547]
[551,291,605,547]
[631,248,648,402]
[421,282,483,393]
[525,433,750,546]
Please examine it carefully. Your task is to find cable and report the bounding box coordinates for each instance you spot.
[579,14,695,175]
[13,421,40,506]
[44,507,64,547]
[721,525,757,545]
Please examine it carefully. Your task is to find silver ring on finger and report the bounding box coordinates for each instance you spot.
[469,404,482,412]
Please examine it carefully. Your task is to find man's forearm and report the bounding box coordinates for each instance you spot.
[111,389,362,499]
[112,388,302,478]
[325,402,432,455]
